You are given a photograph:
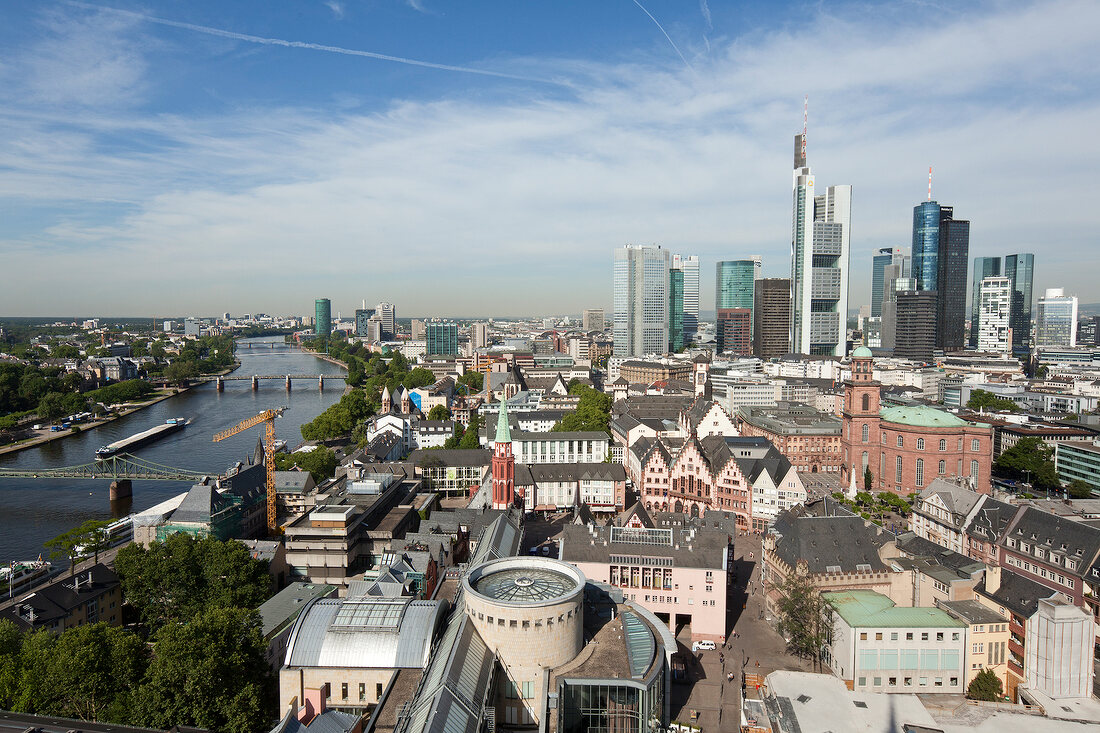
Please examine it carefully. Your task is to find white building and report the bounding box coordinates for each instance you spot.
[745,451,806,523]
[790,130,851,358]
[673,253,699,344]
[613,244,669,357]
[375,302,396,338]
[1023,597,1095,700]
[977,276,1011,353]
[471,322,489,350]
[1035,288,1078,348]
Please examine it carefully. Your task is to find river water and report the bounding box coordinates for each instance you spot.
[0,337,346,563]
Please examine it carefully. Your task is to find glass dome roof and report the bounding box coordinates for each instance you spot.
[472,566,575,603]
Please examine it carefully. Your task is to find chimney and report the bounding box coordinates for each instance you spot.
[300,684,328,724]
[984,565,1001,594]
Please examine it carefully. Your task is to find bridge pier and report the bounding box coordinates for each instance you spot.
[319,375,324,391]
[216,377,224,392]
[251,376,259,391]
[109,479,132,501]
[285,375,292,391]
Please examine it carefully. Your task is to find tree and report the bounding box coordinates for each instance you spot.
[44,519,111,574]
[1067,479,1095,499]
[459,412,482,449]
[457,371,483,393]
[995,436,1059,488]
[443,422,465,450]
[774,570,830,672]
[863,466,873,491]
[274,447,338,483]
[135,607,274,733]
[552,385,612,435]
[427,405,451,421]
[403,367,436,390]
[967,389,1020,412]
[44,623,148,722]
[114,534,271,629]
[966,668,1003,701]
[36,392,68,423]
[164,360,199,386]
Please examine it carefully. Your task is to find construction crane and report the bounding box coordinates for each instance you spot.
[212,408,285,532]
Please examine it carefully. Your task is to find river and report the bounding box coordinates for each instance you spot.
[0,337,346,563]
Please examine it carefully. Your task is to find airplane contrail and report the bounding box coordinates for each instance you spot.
[65,1,565,86]
[631,0,694,72]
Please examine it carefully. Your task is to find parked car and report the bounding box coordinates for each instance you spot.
[692,640,716,652]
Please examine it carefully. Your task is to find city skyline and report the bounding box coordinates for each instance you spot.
[2,1,1098,316]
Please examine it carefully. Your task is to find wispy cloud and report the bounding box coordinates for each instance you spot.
[1,1,1098,316]
[325,1,345,19]
[405,0,428,13]
[699,0,712,33]
[631,0,693,72]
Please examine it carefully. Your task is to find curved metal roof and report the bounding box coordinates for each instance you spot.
[880,405,972,428]
[472,566,574,602]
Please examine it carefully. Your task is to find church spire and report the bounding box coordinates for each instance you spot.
[496,396,511,444]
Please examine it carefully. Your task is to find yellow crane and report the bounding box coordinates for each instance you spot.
[212,408,285,532]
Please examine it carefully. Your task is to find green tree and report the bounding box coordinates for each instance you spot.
[774,571,830,672]
[274,448,338,483]
[1067,479,1095,499]
[427,405,451,421]
[457,371,483,393]
[45,623,148,722]
[36,392,68,423]
[164,360,199,386]
[967,389,1020,412]
[863,466,873,491]
[44,519,111,575]
[403,367,436,390]
[0,620,23,709]
[995,436,1059,488]
[966,668,1003,701]
[136,607,274,733]
[552,385,612,435]
[114,534,271,629]
[459,412,482,449]
[443,422,465,449]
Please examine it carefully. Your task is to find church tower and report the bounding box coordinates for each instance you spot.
[841,346,882,489]
[491,399,516,509]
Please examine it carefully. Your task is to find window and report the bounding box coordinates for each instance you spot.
[936,632,943,641]
[921,633,929,641]
[897,435,904,448]
[896,456,903,484]
[971,460,979,479]
[860,632,868,641]
[950,677,958,687]
[904,677,913,686]
[881,433,887,444]
[359,683,366,701]
[971,439,980,451]
[916,459,924,487]
[862,394,870,411]
[919,678,928,687]
[952,633,959,641]
[906,632,914,641]
[376,682,383,699]
[939,439,947,451]
[917,438,925,450]
[889,677,897,686]
[862,424,869,442]
[874,677,882,687]
[341,683,348,700]
[876,632,883,641]
[938,460,946,475]
[858,676,866,687]
[891,632,898,641]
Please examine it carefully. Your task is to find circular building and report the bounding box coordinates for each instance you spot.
[463,556,586,673]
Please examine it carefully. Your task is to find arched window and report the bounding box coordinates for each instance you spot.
[897,435,904,448]
[938,460,946,475]
[895,456,903,483]
[939,439,947,452]
[862,424,870,442]
[917,438,925,451]
[971,460,979,479]
[861,451,869,472]
[861,393,870,411]
[916,459,925,487]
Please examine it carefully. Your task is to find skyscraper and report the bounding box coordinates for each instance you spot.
[315,298,331,338]
[977,277,1011,353]
[582,309,605,332]
[870,247,905,318]
[791,131,851,357]
[894,290,937,361]
[716,259,760,310]
[911,200,970,351]
[969,257,1001,348]
[471,322,489,350]
[355,307,375,336]
[672,254,699,345]
[716,308,751,355]
[1004,253,1035,356]
[1036,288,1078,348]
[613,244,670,357]
[753,278,791,359]
[911,201,944,292]
[376,302,396,340]
[426,322,459,355]
[880,268,914,351]
[669,268,684,352]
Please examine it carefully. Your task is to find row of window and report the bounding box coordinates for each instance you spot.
[858,676,958,688]
[1004,554,1076,589]
[860,631,960,642]
[327,682,384,702]
[877,434,983,452]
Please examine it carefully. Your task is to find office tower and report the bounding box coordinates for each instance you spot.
[893,290,937,361]
[472,322,489,350]
[355,307,376,337]
[376,302,396,340]
[1004,253,1035,355]
[880,269,914,351]
[716,259,760,310]
[426,322,459,355]
[717,308,751,356]
[976,277,1011,352]
[1077,316,1100,347]
[871,248,905,318]
[314,298,331,337]
[1035,288,1078,348]
[912,199,970,351]
[669,268,684,352]
[672,254,699,344]
[753,278,791,359]
[366,316,384,342]
[791,130,851,357]
[410,319,426,340]
[969,257,1001,347]
[613,244,670,357]
[582,309,605,332]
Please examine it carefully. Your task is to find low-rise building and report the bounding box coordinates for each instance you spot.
[0,564,122,633]
[259,582,338,670]
[516,462,628,513]
[937,598,1011,693]
[738,402,843,474]
[407,448,490,497]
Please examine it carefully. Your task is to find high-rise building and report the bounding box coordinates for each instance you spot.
[1004,253,1035,356]
[870,248,906,318]
[753,278,791,359]
[1035,288,1078,348]
[976,277,1011,353]
[613,244,670,357]
[376,302,396,340]
[471,322,489,350]
[969,257,1001,348]
[426,322,459,355]
[894,290,937,361]
[716,259,760,309]
[911,201,944,293]
[669,268,684,352]
[672,254,699,344]
[913,200,970,351]
[879,265,910,351]
[355,307,376,336]
[314,298,331,338]
[411,319,426,340]
[716,308,751,356]
[582,309,605,332]
[791,132,851,357]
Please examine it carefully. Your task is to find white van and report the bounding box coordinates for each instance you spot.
[691,640,716,652]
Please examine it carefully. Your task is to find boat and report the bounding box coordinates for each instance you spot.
[95,417,191,458]
[1,559,52,597]
[271,439,289,453]
[74,516,134,556]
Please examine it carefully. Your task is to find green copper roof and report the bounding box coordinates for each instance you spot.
[824,590,966,629]
[880,405,976,428]
[495,398,511,444]
[852,346,873,358]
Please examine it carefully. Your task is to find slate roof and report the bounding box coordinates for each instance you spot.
[527,463,626,483]
[735,446,794,485]
[917,479,983,526]
[999,506,1100,580]
[937,599,1005,625]
[976,569,1059,618]
[275,471,315,495]
[770,507,892,574]
[269,708,361,733]
[559,522,728,568]
[893,532,986,579]
[964,496,1018,545]
[169,483,236,524]
[0,563,119,631]
[258,582,337,638]
[616,501,654,528]
[408,448,491,467]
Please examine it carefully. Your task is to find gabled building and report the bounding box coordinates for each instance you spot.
[0,564,121,633]
[738,447,806,530]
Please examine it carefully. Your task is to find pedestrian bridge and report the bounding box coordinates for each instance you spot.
[196,374,339,391]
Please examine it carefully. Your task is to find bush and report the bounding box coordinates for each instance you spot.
[966,668,1003,701]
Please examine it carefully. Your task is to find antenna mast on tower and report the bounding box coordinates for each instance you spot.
[801,95,808,162]
[927,166,933,201]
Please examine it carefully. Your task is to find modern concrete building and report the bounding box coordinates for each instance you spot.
[871,247,904,318]
[354,307,375,337]
[471,322,489,350]
[582,308,605,332]
[424,322,458,356]
[716,307,751,355]
[977,276,1012,353]
[753,277,791,359]
[1054,440,1100,496]
[375,302,396,340]
[969,256,1001,348]
[1035,288,1078,348]
[894,290,937,361]
[613,244,670,357]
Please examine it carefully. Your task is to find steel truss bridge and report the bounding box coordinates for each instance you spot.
[0,453,215,482]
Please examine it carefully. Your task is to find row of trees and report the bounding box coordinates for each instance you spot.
[274,446,338,482]
[993,435,1092,497]
[551,383,612,435]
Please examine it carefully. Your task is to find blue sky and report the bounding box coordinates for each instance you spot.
[1,0,1097,318]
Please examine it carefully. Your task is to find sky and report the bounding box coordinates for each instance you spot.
[1,0,1097,319]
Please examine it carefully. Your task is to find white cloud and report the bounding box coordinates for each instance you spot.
[325,1,345,19]
[0,0,1098,316]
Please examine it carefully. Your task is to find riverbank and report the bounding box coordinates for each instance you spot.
[299,347,350,371]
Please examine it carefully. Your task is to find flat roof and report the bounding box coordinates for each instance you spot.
[824,589,966,629]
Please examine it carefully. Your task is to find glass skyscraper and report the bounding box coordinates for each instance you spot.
[969,257,1001,348]
[910,201,969,351]
[669,268,684,352]
[613,244,670,357]
[314,298,331,337]
[672,254,698,345]
[716,259,759,309]
[1005,253,1035,355]
[871,248,897,318]
[1036,288,1078,348]
[425,322,459,355]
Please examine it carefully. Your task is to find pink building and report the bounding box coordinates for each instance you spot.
[559,521,733,642]
[635,434,752,528]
